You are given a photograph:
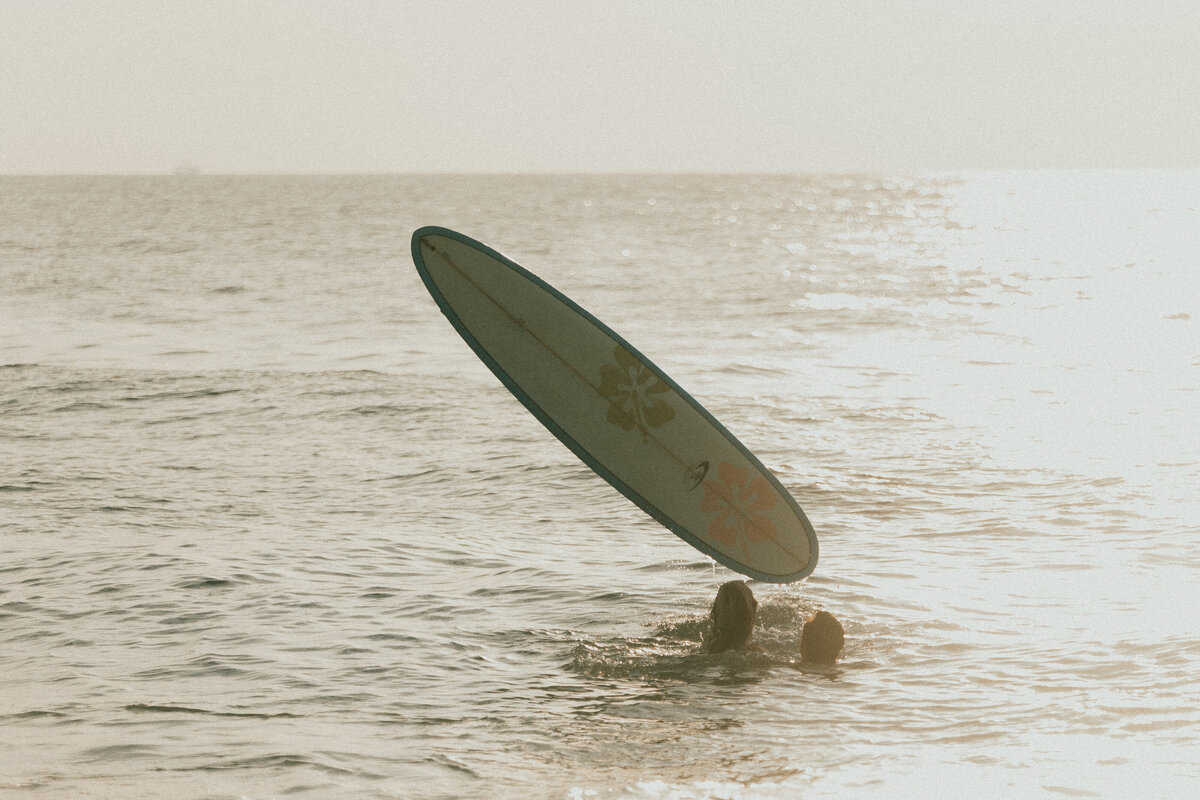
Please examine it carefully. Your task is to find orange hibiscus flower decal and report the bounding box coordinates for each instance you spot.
[598,345,674,440]
[701,461,778,559]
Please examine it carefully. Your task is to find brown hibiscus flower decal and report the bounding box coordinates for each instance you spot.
[597,345,675,440]
[701,461,778,558]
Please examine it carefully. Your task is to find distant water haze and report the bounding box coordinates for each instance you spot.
[3,2,1199,174]
[2,173,1197,798]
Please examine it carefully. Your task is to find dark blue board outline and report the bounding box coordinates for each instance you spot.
[410,225,817,583]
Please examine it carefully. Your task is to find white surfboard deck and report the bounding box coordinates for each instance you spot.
[411,226,817,583]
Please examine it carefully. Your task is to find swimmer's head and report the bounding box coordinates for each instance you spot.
[800,610,844,665]
[704,580,758,654]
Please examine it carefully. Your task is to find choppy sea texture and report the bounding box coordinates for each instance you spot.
[1,173,1198,799]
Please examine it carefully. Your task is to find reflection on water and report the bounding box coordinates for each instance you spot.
[1,173,1198,798]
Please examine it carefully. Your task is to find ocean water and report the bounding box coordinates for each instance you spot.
[1,173,1197,799]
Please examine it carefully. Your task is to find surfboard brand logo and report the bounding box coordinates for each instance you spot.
[598,345,675,441]
[686,460,710,491]
[701,461,779,558]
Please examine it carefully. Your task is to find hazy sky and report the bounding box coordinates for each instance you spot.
[3,0,1198,173]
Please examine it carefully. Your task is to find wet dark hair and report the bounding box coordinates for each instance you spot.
[800,610,844,665]
[703,580,758,654]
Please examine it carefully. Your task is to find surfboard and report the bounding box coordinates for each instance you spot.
[411,226,817,583]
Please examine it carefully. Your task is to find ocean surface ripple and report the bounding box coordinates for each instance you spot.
[1,173,1198,798]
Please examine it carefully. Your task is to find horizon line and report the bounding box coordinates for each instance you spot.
[3,166,1197,178]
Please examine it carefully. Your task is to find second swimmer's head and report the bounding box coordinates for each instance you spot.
[799,610,844,665]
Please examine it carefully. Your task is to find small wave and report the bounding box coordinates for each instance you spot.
[713,363,787,376]
[124,703,300,720]
[341,403,428,416]
[51,401,112,412]
[365,632,422,643]
[0,601,39,613]
[367,468,441,483]
[567,637,760,683]
[197,752,385,779]
[137,554,185,570]
[6,709,69,720]
[210,285,247,294]
[119,387,241,401]
[113,238,196,256]
[160,610,222,626]
[425,753,481,778]
[81,743,160,761]
[175,576,236,589]
[132,654,260,680]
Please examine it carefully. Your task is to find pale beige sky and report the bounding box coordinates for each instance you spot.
[2,0,1198,173]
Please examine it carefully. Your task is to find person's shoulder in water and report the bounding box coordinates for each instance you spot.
[702,579,845,664]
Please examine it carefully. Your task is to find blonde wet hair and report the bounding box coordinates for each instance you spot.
[703,580,758,654]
